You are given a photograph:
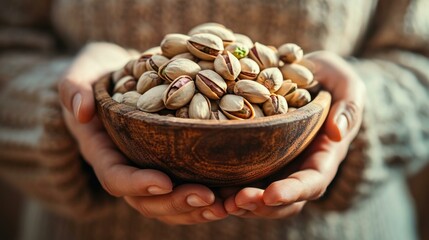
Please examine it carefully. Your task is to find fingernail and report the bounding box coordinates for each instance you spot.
[230,209,247,216]
[186,194,209,207]
[72,93,82,120]
[238,203,257,211]
[147,186,170,195]
[202,210,222,220]
[336,114,348,139]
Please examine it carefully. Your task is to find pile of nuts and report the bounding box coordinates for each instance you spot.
[111,23,320,120]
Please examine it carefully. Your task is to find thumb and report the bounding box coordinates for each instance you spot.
[324,100,360,142]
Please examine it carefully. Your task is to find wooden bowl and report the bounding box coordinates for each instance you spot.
[94,74,331,187]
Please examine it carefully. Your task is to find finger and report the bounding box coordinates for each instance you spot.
[123,184,216,218]
[238,202,306,219]
[155,199,227,225]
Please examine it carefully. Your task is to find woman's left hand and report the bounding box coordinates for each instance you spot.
[223,51,366,219]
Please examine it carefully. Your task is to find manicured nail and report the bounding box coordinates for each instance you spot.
[202,210,222,220]
[72,93,82,120]
[147,186,170,195]
[336,114,348,139]
[238,203,257,211]
[230,209,247,216]
[186,194,209,207]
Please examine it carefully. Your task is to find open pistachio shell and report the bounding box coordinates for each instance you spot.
[114,76,136,93]
[197,60,215,70]
[224,42,249,59]
[160,33,190,58]
[132,59,147,79]
[214,51,241,81]
[280,63,314,87]
[136,71,164,94]
[137,84,169,112]
[163,75,195,110]
[189,93,211,119]
[189,25,236,46]
[187,33,224,60]
[122,91,141,107]
[112,92,123,103]
[248,42,278,69]
[219,94,255,120]
[239,58,260,80]
[286,88,312,107]
[263,94,288,116]
[158,58,201,82]
[234,33,254,49]
[146,55,169,72]
[210,110,228,120]
[234,79,271,104]
[196,70,227,100]
[171,52,199,62]
[252,104,265,118]
[278,43,303,63]
[256,67,283,92]
[175,106,190,118]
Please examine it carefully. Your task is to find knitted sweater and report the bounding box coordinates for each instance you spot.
[1,0,429,239]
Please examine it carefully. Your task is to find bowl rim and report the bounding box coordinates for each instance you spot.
[94,73,331,129]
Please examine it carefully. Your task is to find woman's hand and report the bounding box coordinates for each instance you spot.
[224,51,366,219]
[59,42,227,225]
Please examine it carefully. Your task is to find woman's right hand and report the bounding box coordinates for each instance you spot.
[58,42,227,225]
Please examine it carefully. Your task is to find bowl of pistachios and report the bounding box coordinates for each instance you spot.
[94,23,331,187]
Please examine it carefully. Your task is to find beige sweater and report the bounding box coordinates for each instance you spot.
[1,0,429,239]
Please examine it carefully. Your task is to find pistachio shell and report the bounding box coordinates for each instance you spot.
[160,33,190,58]
[252,104,265,118]
[188,22,226,34]
[132,59,147,79]
[280,63,314,87]
[239,58,260,80]
[234,80,271,104]
[226,79,236,94]
[122,91,141,107]
[112,93,123,103]
[171,52,199,62]
[286,88,312,108]
[210,110,228,120]
[124,59,136,75]
[214,51,241,81]
[158,58,201,82]
[175,106,189,118]
[143,46,162,56]
[137,84,169,112]
[163,75,195,110]
[262,94,288,116]
[219,94,255,120]
[189,25,235,46]
[233,33,254,49]
[278,43,303,63]
[136,71,164,94]
[196,70,227,100]
[248,42,278,69]
[189,93,211,119]
[256,67,283,92]
[224,42,249,59]
[112,68,128,84]
[187,33,224,60]
[275,79,298,96]
[114,76,136,93]
[302,80,321,95]
[197,60,215,70]
[296,57,316,73]
[146,55,169,72]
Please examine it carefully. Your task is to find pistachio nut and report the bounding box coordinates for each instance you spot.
[124,59,137,75]
[175,106,190,118]
[286,88,311,108]
[234,79,271,104]
[210,110,228,120]
[137,84,169,112]
[171,52,199,62]
[256,67,283,92]
[275,79,298,96]
[136,71,164,94]
[114,76,137,93]
[187,33,224,60]
[195,69,227,100]
[280,63,314,87]
[233,33,254,49]
[163,75,195,110]
[158,58,201,82]
[224,42,249,59]
[248,42,278,69]
[189,93,211,119]
[112,92,123,103]
[214,51,241,81]
[132,58,147,79]
[239,58,260,80]
[189,22,226,32]
[252,104,265,118]
[262,94,288,116]
[112,68,128,84]
[278,43,303,63]
[197,60,215,70]
[160,33,190,58]
[226,80,236,94]
[122,91,141,107]
[146,55,169,72]
[219,94,255,120]
[189,25,235,46]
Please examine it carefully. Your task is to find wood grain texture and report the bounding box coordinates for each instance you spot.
[94,74,331,187]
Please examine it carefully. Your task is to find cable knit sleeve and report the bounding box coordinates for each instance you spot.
[317,0,429,210]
